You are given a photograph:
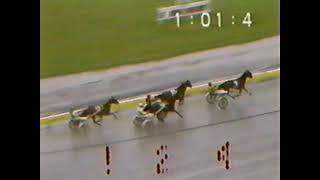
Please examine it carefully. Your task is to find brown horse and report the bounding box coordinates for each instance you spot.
[155,80,192,105]
[217,70,253,99]
[79,96,119,126]
[144,93,183,121]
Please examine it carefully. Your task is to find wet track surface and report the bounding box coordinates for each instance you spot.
[41,80,280,180]
[40,36,280,117]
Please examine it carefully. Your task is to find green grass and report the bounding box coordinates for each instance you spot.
[41,0,279,79]
[40,115,68,127]
[40,70,280,127]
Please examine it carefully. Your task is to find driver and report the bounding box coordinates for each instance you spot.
[137,103,154,119]
[69,109,87,127]
[208,82,217,95]
[145,94,156,104]
[137,103,147,116]
[144,95,154,111]
[146,95,152,104]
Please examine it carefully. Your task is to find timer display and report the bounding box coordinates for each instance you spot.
[175,12,253,28]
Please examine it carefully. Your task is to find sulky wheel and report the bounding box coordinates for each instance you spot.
[216,96,229,110]
[206,93,215,104]
[133,116,143,127]
[68,121,74,129]
[68,120,83,130]
[133,119,139,126]
[142,120,153,129]
[68,120,78,129]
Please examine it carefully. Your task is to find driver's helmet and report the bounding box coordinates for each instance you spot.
[139,103,144,107]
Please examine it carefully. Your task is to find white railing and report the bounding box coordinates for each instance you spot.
[157,0,211,22]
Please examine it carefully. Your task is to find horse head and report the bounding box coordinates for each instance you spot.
[184,80,192,88]
[244,70,253,79]
[103,96,119,107]
[177,80,192,90]
[101,96,119,112]
[109,96,120,105]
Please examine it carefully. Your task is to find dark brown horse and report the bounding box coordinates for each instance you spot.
[79,96,119,126]
[144,92,183,121]
[217,70,253,99]
[155,80,192,105]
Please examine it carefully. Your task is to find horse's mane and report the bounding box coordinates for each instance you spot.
[239,72,247,79]
[176,81,188,91]
[103,98,113,109]
[237,71,251,86]
[240,71,250,80]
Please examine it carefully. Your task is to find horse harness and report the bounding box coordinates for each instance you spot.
[170,89,178,96]
[233,80,239,88]
[92,105,103,115]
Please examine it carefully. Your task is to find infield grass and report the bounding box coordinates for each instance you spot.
[41,0,279,79]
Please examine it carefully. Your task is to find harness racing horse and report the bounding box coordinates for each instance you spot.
[155,80,192,105]
[144,94,183,121]
[79,96,119,126]
[217,70,253,99]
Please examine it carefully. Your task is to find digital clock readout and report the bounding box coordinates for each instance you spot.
[175,12,253,28]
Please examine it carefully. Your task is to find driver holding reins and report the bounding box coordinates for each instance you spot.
[137,103,154,119]
[136,95,155,117]
[136,95,153,115]
[137,103,147,115]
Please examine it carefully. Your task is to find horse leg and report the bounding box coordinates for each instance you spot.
[179,100,184,105]
[227,90,235,99]
[174,110,183,118]
[97,115,103,122]
[92,116,101,126]
[243,87,252,95]
[179,95,185,105]
[235,89,242,98]
[179,99,184,105]
[111,112,118,119]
